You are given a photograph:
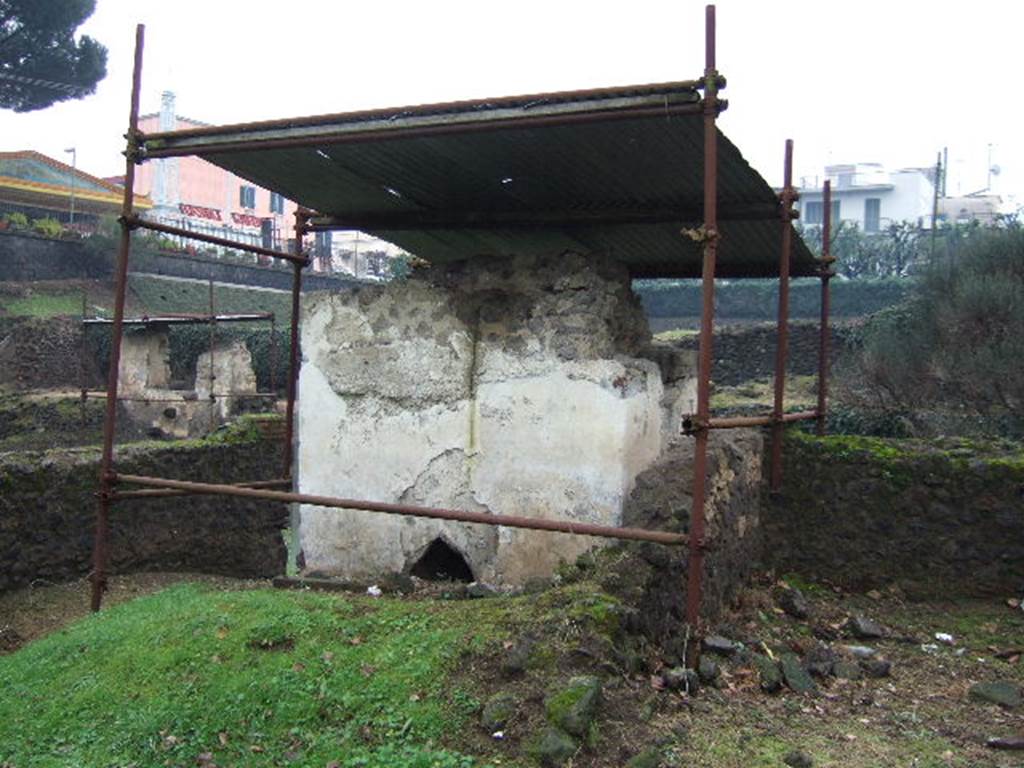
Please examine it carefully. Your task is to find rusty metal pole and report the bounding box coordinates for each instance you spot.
[770,140,796,493]
[80,289,88,426]
[685,3,720,667]
[90,23,145,612]
[208,276,217,432]
[269,313,278,395]
[282,210,307,479]
[816,179,833,436]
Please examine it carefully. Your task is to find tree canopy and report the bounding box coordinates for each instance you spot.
[0,0,107,112]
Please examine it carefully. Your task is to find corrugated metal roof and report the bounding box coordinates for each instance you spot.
[141,82,818,279]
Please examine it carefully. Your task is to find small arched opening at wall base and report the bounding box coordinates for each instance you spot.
[409,538,474,582]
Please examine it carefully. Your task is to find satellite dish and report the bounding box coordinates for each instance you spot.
[990,164,1002,176]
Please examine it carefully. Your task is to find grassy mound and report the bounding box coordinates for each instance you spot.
[0,584,502,767]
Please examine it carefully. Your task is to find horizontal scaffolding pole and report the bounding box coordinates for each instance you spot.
[124,215,308,265]
[709,409,819,430]
[82,392,279,401]
[140,102,721,159]
[306,201,782,232]
[112,477,292,500]
[114,474,689,546]
[141,78,721,144]
[84,312,274,326]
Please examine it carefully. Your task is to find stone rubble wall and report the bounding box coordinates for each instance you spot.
[0,424,288,593]
[0,316,103,391]
[671,321,855,387]
[297,254,699,585]
[765,432,1024,597]
[617,428,764,655]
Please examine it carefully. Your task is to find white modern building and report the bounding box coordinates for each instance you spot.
[796,163,936,232]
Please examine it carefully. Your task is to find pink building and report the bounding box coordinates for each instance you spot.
[133,92,297,252]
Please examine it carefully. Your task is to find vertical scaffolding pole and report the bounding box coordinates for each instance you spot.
[685,3,720,666]
[770,140,796,493]
[208,276,217,432]
[282,210,307,479]
[90,23,145,612]
[816,180,833,436]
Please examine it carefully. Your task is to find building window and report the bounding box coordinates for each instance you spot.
[864,198,881,232]
[269,191,285,214]
[805,201,823,225]
[239,185,256,209]
[802,200,841,227]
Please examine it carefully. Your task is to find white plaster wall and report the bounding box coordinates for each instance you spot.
[296,260,687,585]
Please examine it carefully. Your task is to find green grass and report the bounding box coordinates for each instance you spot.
[0,584,507,767]
[127,275,293,326]
[0,291,84,318]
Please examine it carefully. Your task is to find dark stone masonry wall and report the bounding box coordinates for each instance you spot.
[615,429,764,661]
[0,316,102,391]
[765,432,1024,597]
[0,231,111,281]
[672,321,855,387]
[0,231,352,292]
[0,423,288,593]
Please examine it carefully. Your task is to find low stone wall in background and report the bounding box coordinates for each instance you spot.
[0,421,288,593]
[0,230,351,292]
[0,231,111,282]
[0,316,102,391]
[672,321,855,387]
[765,431,1024,597]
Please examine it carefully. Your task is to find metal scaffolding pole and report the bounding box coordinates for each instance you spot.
[770,139,797,493]
[817,179,834,436]
[282,210,308,479]
[685,3,721,667]
[91,23,145,612]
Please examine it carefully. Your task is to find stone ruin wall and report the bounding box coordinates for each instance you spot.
[118,326,259,438]
[296,253,763,591]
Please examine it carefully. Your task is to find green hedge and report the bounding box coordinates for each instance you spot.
[633,278,910,320]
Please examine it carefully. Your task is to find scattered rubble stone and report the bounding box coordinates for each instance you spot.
[861,659,892,679]
[780,654,817,694]
[466,582,499,599]
[501,636,536,678]
[804,643,838,678]
[481,692,518,732]
[987,736,1024,750]
[703,634,740,657]
[528,726,577,767]
[662,667,700,694]
[846,616,885,639]
[752,654,783,693]
[545,676,602,737]
[969,681,1022,709]
[832,661,863,680]
[698,656,720,686]
[778,587,811,620]
[626,747,664,768]
[783,750,814,768]
[841,645,878,659]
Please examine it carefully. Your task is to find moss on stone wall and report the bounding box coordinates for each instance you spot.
[0,418,288,593]
[767,430,1024,596]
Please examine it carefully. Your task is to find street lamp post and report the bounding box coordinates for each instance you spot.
[64,147,76,226]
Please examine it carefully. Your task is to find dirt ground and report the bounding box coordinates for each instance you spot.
[0,572,269,654]
[3,572,1023,767]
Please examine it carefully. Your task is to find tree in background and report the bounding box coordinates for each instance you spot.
[0,0,107,112]
[852,224,1024,436]
[798,221,928,279]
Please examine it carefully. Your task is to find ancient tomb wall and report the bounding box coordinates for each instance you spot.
[297,254,699,585]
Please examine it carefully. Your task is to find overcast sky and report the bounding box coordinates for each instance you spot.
[6,0,1021,209]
